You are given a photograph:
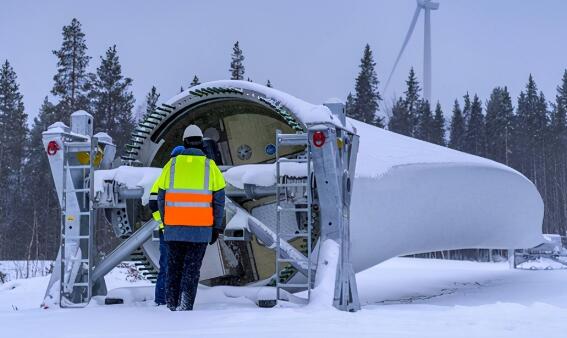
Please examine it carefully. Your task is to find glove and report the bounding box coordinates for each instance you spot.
[210,229,221,245]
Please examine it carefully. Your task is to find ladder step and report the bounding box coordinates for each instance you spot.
[70,283,89,287]
[276,283,309,288]
[62,235,90,239]
[277,207,309,212]
[65,188,90,193]
[277,158,308,163]
[65,165,91,170]
[62,211,91,216]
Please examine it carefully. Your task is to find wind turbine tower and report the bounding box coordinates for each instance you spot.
[384,0,440,103]
[421,0,439,102]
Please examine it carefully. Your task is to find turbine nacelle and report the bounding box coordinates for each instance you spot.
[417,0,439,10]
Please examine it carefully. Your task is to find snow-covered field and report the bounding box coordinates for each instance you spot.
[1,258,566,338]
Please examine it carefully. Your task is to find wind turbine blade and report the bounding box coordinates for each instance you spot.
[383,5,422,94]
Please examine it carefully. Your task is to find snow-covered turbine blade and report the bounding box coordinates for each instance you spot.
[383,4,422,95]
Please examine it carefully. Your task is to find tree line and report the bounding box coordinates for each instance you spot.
[346,44,567,251]
[0,19,255,260]
[2,19,565,261]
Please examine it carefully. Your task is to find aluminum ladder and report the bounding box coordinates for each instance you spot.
[275,131,314,304]
[59,138,98,307]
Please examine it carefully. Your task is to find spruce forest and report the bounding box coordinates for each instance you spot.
[1,18,566,262]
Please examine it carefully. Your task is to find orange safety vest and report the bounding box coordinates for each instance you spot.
[164,157,213,227]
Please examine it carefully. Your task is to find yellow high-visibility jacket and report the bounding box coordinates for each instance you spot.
[156,148,225,243]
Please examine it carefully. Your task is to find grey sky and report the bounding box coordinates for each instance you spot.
[1,0,566,122]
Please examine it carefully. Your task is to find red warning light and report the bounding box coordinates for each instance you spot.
[47,141,60,155]
[313,131,326,148]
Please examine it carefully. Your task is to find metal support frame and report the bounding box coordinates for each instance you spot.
[309,124,361,312]
[40,98,361,311]
[275,130,314,304]
[59,136,98,307]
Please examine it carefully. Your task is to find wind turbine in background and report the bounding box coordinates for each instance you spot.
[384,0,440,103]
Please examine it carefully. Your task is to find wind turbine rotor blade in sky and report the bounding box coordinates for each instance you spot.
[383,4,422,95]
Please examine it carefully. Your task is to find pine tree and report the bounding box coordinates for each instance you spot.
[462,92,472,123]
[345,92,355,118]
[388,97,412,136]
[548,70,567,234]
[463,94,486,156]
[143,86,160,119]
[350,44,383,127]
[0,60,28,258]
[555,70,567,119]
[266,80,272,88]
[0,60,28,181]
[404,68,421,135]
[92,45,135,153]
[432,102,446,146]
[51,18,92,120]
[190,75,201,87]
[23,97,60,259]
[513,75,549,178]
[449,100,466,151]
[415,100,434,142]
[230,41,245,80]
[551,71,567,144]
[485,87,513,164]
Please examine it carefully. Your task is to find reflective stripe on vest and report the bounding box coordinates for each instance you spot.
[164,157,213,227]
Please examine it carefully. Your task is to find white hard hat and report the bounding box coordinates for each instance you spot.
[183,125,203,140]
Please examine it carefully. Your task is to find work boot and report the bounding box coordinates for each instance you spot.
[177,292,194,311]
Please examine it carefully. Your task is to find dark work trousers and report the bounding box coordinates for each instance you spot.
[154,231,168,305]
[166,241,208,311]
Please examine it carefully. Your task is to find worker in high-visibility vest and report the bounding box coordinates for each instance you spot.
[155,125,226,311]
[149,145,185,306]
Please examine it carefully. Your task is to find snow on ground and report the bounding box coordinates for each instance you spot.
[516,257,567,270]
[0,261,51,282]
[1,258,567,338]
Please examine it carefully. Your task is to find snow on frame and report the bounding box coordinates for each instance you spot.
[93,166,162,205]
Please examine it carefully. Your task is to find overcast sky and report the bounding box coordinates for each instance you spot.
[1,0,566,122]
